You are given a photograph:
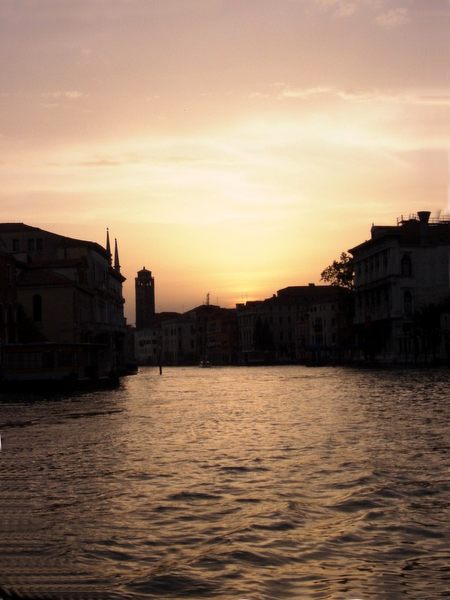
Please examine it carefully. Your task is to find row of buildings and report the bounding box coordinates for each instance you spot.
[135,210,450,366]
[134,284,352,366]
[2,209,450,382]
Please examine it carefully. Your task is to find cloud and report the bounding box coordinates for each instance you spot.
[277,86,333,100]
[276,85,450,107]
[40,90,85,100]
[311,0,357,16]
[310,0,411,28]
[375,8,410,28]
[311,0,379,18]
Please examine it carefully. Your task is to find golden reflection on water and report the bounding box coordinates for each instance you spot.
[0,366,449,599]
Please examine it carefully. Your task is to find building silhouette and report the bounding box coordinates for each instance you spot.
[161,304,238,366]
[349,210,450,362]
[135,267,155,330]
[0,223,128,383]
[237,284,351,364]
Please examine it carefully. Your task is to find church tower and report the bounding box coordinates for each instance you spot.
[135,267,155,330]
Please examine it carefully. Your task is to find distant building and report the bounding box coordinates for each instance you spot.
[295,288,353,364]
[236,284,350,364]
[161,313,197,365]
[160,304,238,366]
[135,267,155,330]
[135,325,161,365]
[134,312,179,365]
[349,211,450,362]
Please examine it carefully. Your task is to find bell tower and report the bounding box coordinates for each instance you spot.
[135,267,155,330]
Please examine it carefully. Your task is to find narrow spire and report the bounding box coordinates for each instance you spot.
[106,228,112,264]
[114,238,121,272]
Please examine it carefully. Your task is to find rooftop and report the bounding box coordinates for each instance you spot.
[350,210,450,254]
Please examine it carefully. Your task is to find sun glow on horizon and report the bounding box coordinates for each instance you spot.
[0,0,448,321]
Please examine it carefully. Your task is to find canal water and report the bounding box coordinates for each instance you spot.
[0,366,449,599]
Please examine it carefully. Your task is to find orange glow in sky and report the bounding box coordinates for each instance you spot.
[0,0,449,323]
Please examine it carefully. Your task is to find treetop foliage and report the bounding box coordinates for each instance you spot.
[320,252,354,290]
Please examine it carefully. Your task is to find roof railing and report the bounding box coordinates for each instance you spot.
[397,213,450,226]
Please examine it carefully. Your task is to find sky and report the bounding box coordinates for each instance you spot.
[0,0,449,323]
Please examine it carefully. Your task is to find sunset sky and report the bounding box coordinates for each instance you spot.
[0,0,449,322]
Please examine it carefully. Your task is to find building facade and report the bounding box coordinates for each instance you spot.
[0,223,128,380]
[159,305,238,366]
[0,251,19,345]
[236,284,351,364]
[349,211,450,362]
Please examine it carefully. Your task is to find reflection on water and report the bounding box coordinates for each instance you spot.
[0,366,449,599]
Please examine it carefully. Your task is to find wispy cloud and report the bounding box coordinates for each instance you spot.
[311,0,385,18]
[311,0,360,17]
[311,0,411,28]
[276,85,450,107]
[40,90,85,100]
[375,8,410,28]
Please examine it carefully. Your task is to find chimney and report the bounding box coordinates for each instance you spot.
[418,211,431,246]
[417,211,431,224]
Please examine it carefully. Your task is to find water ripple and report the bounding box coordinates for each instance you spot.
[1,366,449,598]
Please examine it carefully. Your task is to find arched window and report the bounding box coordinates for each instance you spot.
[33,294,42,322]
[401,254,412,277]
[404,291,413,316]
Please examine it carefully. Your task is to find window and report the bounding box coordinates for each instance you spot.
[36,238,43,251]
[401,254,412,277]
[404,291,413,316]
[28,238,35,251]
[12,239,19,251]
[33,294,42,322]
[42,351,54,369]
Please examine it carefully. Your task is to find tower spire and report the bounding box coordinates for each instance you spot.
[106,228,112,264]
[114,238,121,273]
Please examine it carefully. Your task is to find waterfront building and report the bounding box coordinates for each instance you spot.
[295,288,353,364]
[0,223,128,380]
[135,325,161,365]
[0,251,19,344]
[236,300,268,363]
[134,312,179,365]
[159,304,238,366]
[349,211,450,362]
[161,312,197,365]
[135,267,155,330]
[236,284,349,364]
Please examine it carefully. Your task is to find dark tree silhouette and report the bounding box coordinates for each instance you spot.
[320,252,354,290]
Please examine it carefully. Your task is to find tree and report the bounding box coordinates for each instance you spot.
[320,252,354,290]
